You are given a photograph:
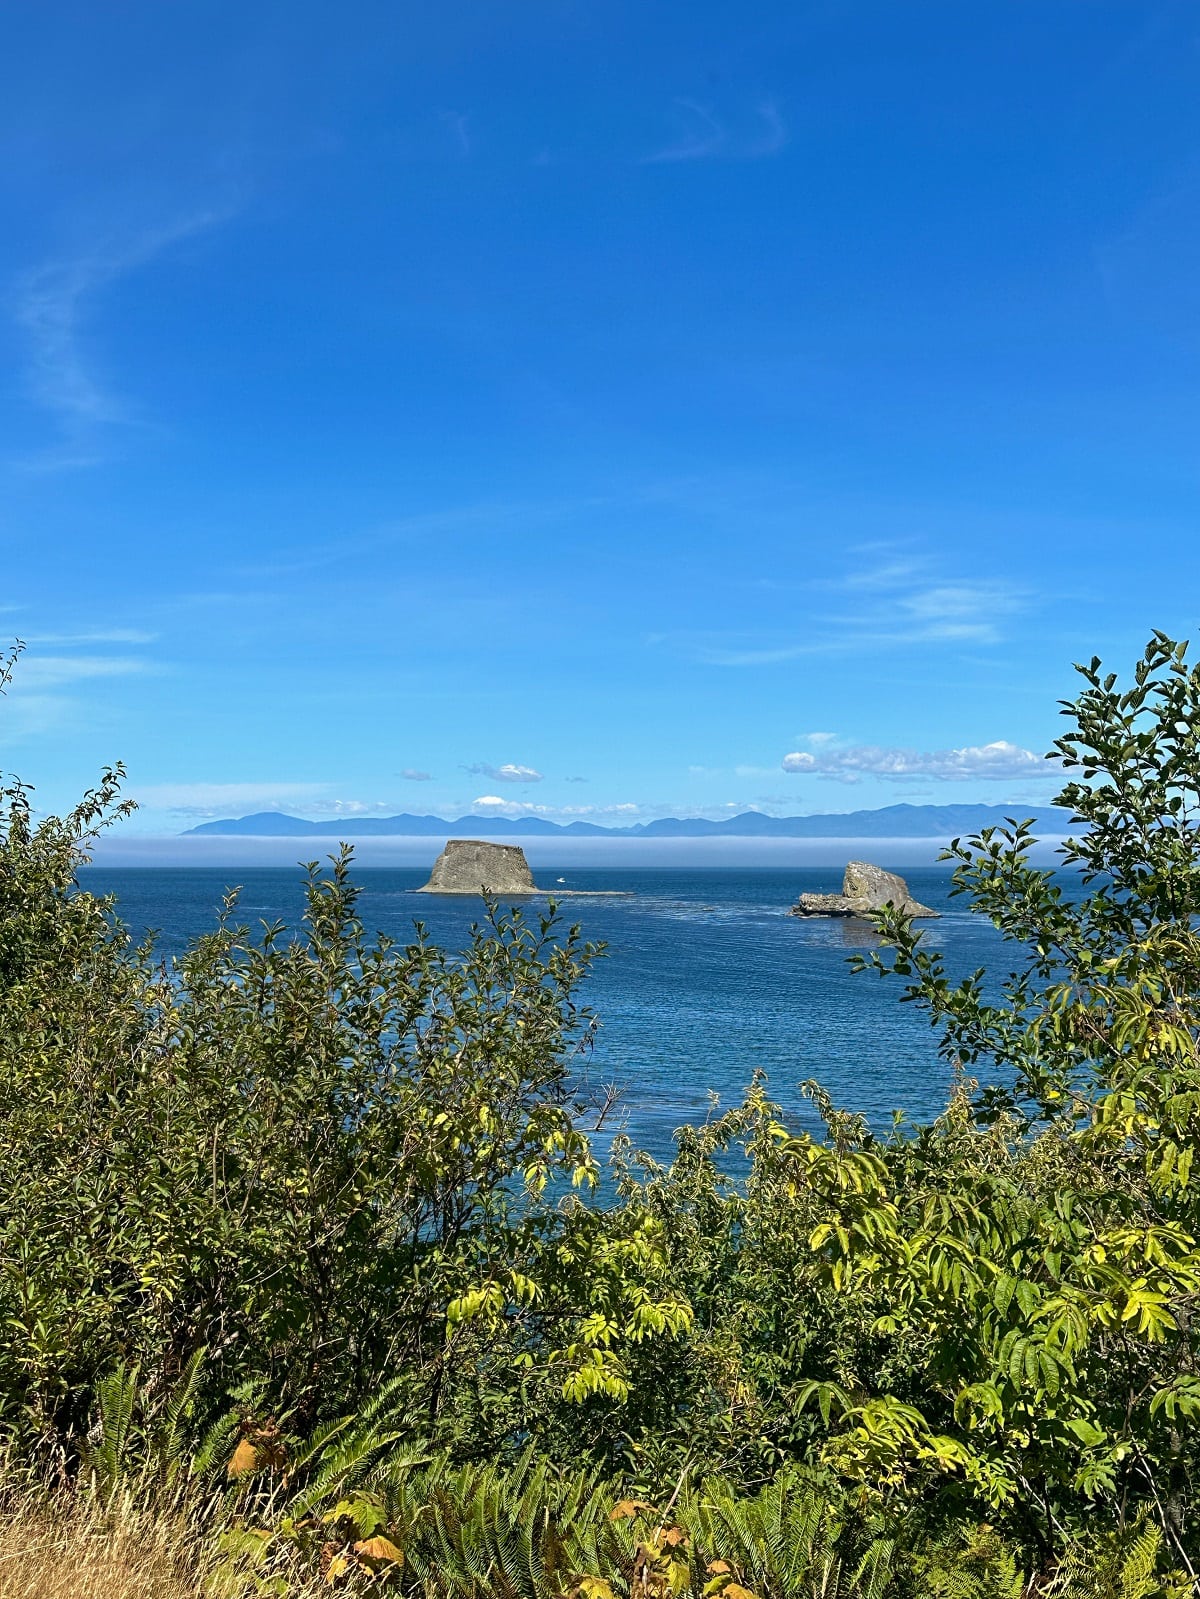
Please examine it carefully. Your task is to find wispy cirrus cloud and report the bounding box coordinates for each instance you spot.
[226,491,618,582]
[642,98,787,163]
[0,632,158,743]
[440,110,471,158]
[663,548,1031,666]
[834,545,1027,643]
[895,582,1022,641]
[688,640,819,666]
[464,761,543,784]
[751,98,787,157]
[13,653,152,689]
[399,768,433,782]
[781,737,1052,784]
[25,629,158,645]
[644,99,725,163]
[12,205,236,468]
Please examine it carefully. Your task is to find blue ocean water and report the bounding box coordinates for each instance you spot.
[81,866,1012,1161]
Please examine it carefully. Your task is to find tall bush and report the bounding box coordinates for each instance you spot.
[605,634,1200,1576]
[0,639,688,1466]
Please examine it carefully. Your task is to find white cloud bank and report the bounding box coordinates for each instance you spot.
[472,796,639,819]
[781,739,1050,783]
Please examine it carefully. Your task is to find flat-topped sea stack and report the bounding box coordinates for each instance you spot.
[417,839,539,895]
[790,860,939,920]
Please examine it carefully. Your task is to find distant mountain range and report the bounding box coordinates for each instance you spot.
[185,803,1074,840]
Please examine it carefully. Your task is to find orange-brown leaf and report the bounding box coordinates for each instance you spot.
[353,1536,404,1566]
[609,1499,654,1521]
[227,1439,258,1478]
[706,1561,733,1575]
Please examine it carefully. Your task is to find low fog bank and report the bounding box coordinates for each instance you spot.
[84,832,1071,870]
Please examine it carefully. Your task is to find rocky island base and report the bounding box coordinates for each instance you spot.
[790,860,939,919]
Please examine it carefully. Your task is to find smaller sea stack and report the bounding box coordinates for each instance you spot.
[417,839,539,895]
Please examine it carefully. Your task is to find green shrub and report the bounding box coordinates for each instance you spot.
[4,633,1200,1593]
[0,645,688,1468]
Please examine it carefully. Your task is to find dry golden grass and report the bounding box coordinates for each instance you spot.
[0,1489,204,1599]
[0,1471,347,1599]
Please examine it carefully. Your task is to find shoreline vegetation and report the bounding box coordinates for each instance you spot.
[2,633,1200,1598]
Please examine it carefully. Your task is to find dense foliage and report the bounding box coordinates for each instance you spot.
[1,634,1199,1596]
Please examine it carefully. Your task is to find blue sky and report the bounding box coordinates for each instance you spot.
[2,1,1199,835]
